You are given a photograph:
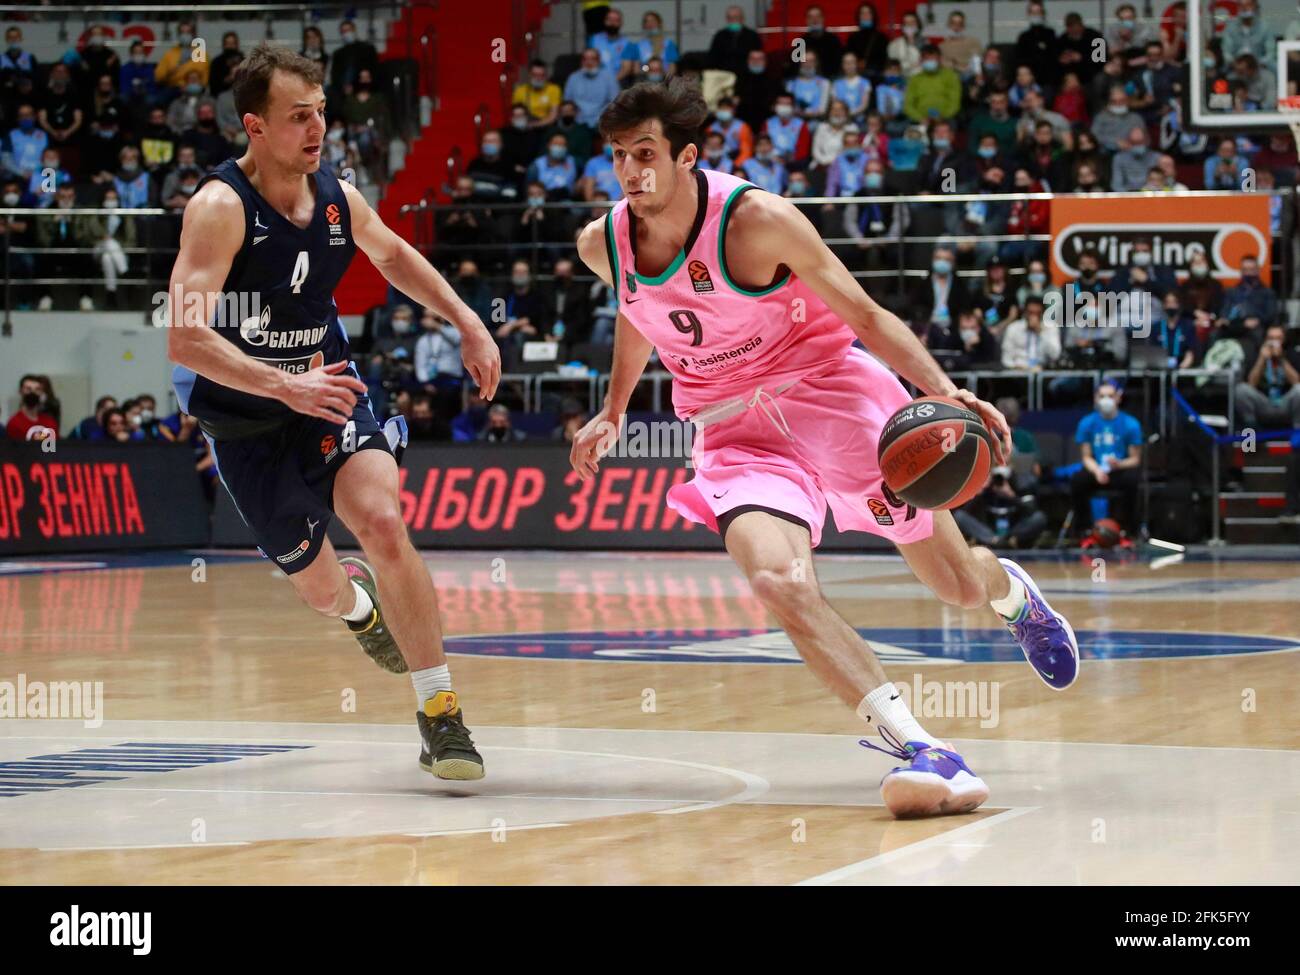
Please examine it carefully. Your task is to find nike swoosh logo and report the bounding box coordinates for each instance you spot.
[625,298,639,304]
[253,235,268,245]
[1042,671,1054,680]
[712,491,729,499]
[889,694,900,701]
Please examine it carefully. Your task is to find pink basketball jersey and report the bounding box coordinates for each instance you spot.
[606,168,854,417]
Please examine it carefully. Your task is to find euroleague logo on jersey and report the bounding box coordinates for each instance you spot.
[688,260,715,294]
[326,202,346,244]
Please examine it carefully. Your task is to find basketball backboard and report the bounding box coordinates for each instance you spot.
[1187,0,1295,132]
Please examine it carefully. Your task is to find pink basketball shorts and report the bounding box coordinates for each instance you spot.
[667,347,935,548]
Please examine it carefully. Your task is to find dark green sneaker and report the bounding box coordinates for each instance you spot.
[339,557,408,674]
[417,691,485,780]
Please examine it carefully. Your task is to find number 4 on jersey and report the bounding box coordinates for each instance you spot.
[290,250,310,294]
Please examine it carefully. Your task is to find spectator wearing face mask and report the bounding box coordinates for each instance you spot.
[707,5,763,75]
[936,307,1000,368]
[1014,260,1059,324]
[496,261,547,366]
[765,94,811,166]
[1016,87,1072,144]
[565,49,619,129]
[1111,237,1176,295]
[1071,382,1143,535]
[437,175,494,253]
[788,5,842,80]
[6,375,58,442]
[787,51,831,123]
[888,11,924,78]
[875,61,906,123]
[80,186,136,309]
[478,404,527,444]
[138,107,177,172]
[468,130,521,200]
[845,3,889,76]
[406,393,451,442]
[330,20,379,95]
[823,129,872,239]
[734,49,783,131]
[707,98,752,165]
[3,103,47,186]
[166,70,215,134]
[905,46,961,123]
[154,20,210,92]
[1221,0,1272,66]
[1001,296,1061,370]
[119,41,159,106]
[0,177,35,293]
[85,103,127,182]
[1181,254,1224,330]
[39,63,85,161]
[1,26,39,89]
[741,134,787,194]
[209,33,244,99]
[1146,292,1200,369]
[811,101,855,168]
[1111,126,1160,192]
[1107,5,1156,64]
[501,105,540,185]
[1221,256,1277,328]
[131,394,165,441]
[916,120,971,191]
[27,147,72,208]
[181,101,233,168]
[527,133,577,200]
[908,244,974,336]
[697,131,734,174]
[514,60,563,129]
[1015,2,1059,88]
[1091,86,1143,153]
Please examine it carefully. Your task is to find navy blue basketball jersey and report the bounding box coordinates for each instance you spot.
[172,158,358,431]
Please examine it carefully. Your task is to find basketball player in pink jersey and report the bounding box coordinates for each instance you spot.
[572,80,1078,818]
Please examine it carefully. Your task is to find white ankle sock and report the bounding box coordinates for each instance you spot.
[857,682,943,749]
[340,580,374,623]
[411,664,452,709]
[990,570,1027,621]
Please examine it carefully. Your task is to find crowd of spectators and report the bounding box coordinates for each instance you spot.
[0,18,386,309]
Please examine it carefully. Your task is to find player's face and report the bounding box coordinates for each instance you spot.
[609,120,696,218]
[250,70,328,175]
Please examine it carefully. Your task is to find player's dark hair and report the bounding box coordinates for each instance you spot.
[18,374,40,390]
[598,76,708,161]
[232,42,325,118]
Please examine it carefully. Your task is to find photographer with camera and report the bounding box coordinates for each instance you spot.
[953,465,1048,549]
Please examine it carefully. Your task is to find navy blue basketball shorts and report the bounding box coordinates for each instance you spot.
[209,403,406,575]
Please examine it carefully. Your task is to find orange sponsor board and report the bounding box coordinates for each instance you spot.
[1049,194,1271,286]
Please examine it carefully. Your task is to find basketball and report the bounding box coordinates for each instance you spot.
[877,397,996,510]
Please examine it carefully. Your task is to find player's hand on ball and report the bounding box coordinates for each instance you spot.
[460,319,501,401]
[283,359,368,425]
[570,407,621,480]
[951,389,1012,465]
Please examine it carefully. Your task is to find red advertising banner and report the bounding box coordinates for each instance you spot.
[211,445,891,552]
[0,443,210,555]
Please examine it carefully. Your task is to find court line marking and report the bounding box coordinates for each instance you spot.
[793,806,1040,886]
[403,823,566,838]
[39,841,252,852]
[3,724,1299,755]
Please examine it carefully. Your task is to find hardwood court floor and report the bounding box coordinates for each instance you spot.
[1,549,1297,884]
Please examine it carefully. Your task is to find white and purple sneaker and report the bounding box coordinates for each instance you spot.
[861,732,989,818]
[998,558,1079,690]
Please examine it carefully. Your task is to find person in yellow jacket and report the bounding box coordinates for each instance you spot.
[154,19,211,92]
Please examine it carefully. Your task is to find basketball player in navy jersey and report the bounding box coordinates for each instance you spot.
[168,45,500,781]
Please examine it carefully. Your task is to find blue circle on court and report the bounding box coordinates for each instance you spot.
[444,627,1300,665]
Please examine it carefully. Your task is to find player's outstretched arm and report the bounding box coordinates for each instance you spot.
[342,180,499,400]
[729,190,1011,461]
[167,182,367,425]
[569,215,655,479]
